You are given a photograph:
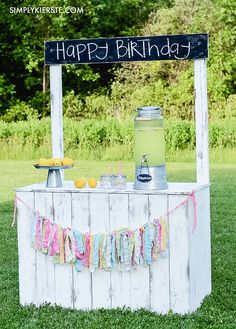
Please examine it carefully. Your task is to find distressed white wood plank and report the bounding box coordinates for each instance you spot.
[34,192,54,306]
[129,194,149,310]
[16,182,209,195]
[90,193,111,309]
[53,192,73,308]
[109,194,130,308]
[17,192,37,305]
[201,187,211,295]
[71,193,92,310]
[189,187,211,311]
[50,64,64,180]
[50,64,63,158]
[148,195,169,313]
[169,195,190,314]
[194,59,209,184]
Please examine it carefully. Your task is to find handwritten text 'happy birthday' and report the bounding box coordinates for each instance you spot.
[56,38,192,62]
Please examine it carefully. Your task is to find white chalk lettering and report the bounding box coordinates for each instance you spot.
[56,42,65,60]
[95,43,109,60]
[138,39,150,57]
[66,45,75,58]
[75,44,86,61]
[174,41,191,59]
[48,36,196,64]
[130,41,145,58]
[170,42,179,55]
[160,38,171,57]
[147,42,160,57]
[116,40,130,59]
[87,43,98,60]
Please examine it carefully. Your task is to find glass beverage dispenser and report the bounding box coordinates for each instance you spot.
[134,106,167,190]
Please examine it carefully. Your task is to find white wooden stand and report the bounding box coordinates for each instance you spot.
[16,37,211,314]
[16,182,211,314]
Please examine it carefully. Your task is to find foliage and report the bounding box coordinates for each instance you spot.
[1,0,235,124]
[0,117,235,161]
[1,0,235,121]
[0,161,236,327]
[63,91,84,120]
[108,0,236,120]
[2,100,38,122]
[0,0,172,116]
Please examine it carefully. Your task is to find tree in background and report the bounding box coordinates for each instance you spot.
[0,0,172,119]
[108,0,236,120]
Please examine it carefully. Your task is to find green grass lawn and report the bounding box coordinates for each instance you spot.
[0,160,236,328]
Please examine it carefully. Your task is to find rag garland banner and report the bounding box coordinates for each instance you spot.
[14,192,197,272]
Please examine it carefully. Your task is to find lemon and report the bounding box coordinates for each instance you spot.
[62,157,74,166]
[53,158,63,166]
[74,178,87,189]
[88,178,97,188]
[46,159,54,166]
[38,158,49,166]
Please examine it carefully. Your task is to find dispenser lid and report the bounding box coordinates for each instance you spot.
[137,106,162,118]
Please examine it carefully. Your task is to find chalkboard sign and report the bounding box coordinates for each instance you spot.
[45,34,208,65]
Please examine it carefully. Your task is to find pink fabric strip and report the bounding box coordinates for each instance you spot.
[35,214,42,250]
[42,219,51,250]
[140,228,144,258]
[83,233,90,267]
[49,223,59,256]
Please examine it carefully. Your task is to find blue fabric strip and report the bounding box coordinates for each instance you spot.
[144,224,152,265]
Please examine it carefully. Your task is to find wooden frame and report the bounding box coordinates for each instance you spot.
[48,34,209,185]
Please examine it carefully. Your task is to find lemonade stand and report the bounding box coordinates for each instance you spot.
[15,33,211,314]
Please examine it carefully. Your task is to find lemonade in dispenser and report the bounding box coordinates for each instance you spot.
[134,106,167,190]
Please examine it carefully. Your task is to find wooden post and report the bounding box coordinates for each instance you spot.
[50,64,64,179]
[194,59,209,184]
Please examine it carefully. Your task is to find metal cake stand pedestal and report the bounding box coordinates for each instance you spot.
[34,164,73,188]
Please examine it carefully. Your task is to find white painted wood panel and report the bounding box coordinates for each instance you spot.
[189,187,211,311]
[17,192,37,305]
[201,187,211,296]
[194,59,209,184]
[128,194,149,310]
[109,194,130,308]
[148,195,169,313]
[34,192,55,306]
[53,192,73,308]
[90,193,111,308]
[169,195,190,314]
[50,64,64,181]
[71,193,92,310]
[50,65,64,159]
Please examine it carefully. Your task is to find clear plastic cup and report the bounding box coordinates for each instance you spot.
[100,174,113,188]
[112,174,127,190]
